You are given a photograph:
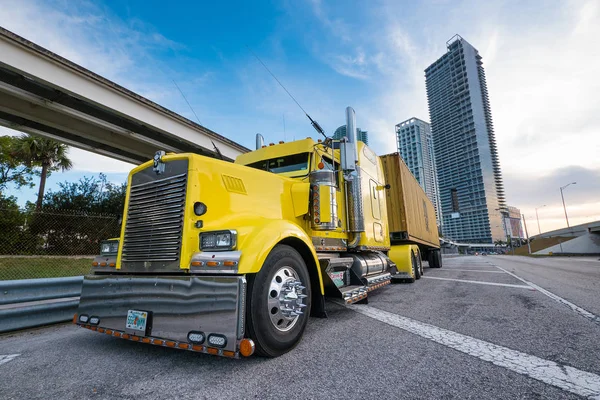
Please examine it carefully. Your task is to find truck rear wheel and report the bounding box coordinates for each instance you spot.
[246,244,312,357]
[412,252,421,280]
[428,249,442,268]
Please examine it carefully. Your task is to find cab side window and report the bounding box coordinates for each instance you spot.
[321,156,340,189]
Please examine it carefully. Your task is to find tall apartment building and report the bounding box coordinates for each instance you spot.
[425,35,506,243]
[506,205,524,240]
[333,125,369,145]
[395,117,441,225]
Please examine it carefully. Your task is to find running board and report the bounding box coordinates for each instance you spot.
[366,272,392,291]
[340,285,368,304]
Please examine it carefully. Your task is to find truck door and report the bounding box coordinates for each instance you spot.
[369,179,385,242]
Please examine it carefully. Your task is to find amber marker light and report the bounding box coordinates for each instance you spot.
[207,347,219,355]
[239,339,255,357]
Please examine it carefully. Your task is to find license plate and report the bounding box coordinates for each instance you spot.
[126,310,148,332]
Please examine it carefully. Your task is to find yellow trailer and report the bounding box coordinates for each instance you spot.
[381,153,442,280]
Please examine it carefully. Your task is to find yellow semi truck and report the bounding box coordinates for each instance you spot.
[75,107,441,358]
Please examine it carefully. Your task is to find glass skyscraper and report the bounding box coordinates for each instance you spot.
[333,125,369,145]
[395,117,441,226]
[425,35,506,243]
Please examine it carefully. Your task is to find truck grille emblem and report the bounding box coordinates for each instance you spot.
[153,150,166,175]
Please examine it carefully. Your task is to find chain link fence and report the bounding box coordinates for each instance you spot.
[0,208,121,280]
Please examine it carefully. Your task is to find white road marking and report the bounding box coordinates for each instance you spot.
[422,276,532,289]
[492,265,600,326]
[0,354,20,366]
[438,268,505,273]
[345,304,600,399]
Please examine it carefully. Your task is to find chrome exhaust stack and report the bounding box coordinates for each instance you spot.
[340,107,364,247]
[255,133,265,150]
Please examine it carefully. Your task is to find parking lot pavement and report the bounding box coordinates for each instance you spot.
[1,256,599,399]
[488,255,600,317]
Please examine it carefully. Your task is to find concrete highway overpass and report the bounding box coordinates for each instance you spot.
[531,220,600,255]
[0,27,249,164]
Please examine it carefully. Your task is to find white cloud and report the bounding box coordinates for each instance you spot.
[1,0,597,232]
[0,0,202,175]
[0,127,133,173]
[304,0,599,232]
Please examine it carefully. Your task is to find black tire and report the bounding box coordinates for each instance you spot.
[429,249,442,268]
[413,252,421,280]
[246,244,312,358]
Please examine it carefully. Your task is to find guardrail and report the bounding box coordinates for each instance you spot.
[0,277,82,333]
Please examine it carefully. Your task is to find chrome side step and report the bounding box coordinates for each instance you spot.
[366,272,392,291]
[340,285,368,304]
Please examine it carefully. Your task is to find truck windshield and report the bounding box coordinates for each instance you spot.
[246,152,310,176]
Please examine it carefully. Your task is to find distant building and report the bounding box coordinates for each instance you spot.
[425,35,506,243]
[395,117,441,225]
[506,206,524,240]
[333,125,369,145]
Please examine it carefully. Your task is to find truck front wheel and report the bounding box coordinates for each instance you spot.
[246,244,312,357]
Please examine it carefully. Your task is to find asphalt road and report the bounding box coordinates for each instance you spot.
[1,255,599,399]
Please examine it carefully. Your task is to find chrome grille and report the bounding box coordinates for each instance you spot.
[122,171,187,268]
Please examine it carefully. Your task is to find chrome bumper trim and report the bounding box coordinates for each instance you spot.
[77,274,245,352]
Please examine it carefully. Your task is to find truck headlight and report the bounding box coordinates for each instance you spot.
[200,230,237,251]
[100,240,119,255]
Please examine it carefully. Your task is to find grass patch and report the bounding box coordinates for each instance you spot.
[0,257,93,280]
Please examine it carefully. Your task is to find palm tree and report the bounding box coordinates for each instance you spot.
[13,135,73,210]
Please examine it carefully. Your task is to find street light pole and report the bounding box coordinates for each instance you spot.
[535,205,546,235]
[559,182,576,228]
[522,214,531,255]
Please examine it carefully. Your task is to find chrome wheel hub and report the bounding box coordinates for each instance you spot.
[267,266,307,332]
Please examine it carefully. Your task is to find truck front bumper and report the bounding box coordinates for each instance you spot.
[75,274,248,357]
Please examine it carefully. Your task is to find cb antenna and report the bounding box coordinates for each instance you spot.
[248,47,326,139]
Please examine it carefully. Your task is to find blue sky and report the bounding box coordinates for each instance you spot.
[1,0,599,231]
